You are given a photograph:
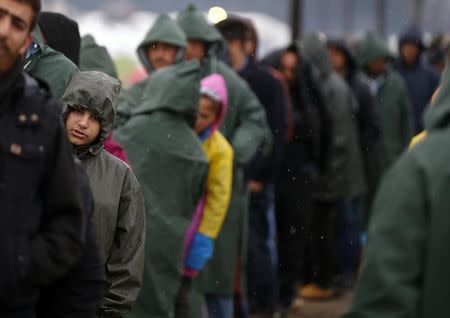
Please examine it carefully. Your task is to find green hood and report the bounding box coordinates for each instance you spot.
[177,4,224,56]
[300,33,333,78]
[137,13,187,72]
[133,59,201,126]
[80,34,118,79]
[357,33,393,68]
[62,71,121,155]
[425,66,449,131]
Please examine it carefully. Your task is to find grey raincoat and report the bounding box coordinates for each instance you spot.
[62,71,146,318]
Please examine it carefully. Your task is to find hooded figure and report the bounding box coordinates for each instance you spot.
[343,66,450,318]
[300,34,365,297]
[114,60,208,318]
[80,34,118,79]
[177,4,269,303]
[117,13,187,126]
[79,34,130,164]
[38,12,81,67]
[62,71,146,317]
[25,25,78,100]
[395,25,440,133]
[357,33,414,221]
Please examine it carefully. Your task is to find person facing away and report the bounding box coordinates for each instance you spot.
[357,33,414,222]
[61,71,146,318]
[175,73,234,318]
[394,25,440,133]
[343,65,450,318]
[0,0,86,316]
[114,60,208,318]
[116,13,187,126]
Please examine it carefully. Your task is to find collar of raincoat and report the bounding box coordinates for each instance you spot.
[62,70,121,158]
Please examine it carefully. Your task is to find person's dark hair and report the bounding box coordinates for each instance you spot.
[215,18,247,44]
[15,0,41,30]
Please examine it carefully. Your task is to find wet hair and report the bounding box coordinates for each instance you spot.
[14,0,41,30]
[216,19,247,44]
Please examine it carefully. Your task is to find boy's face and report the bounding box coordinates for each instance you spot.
[65,108,101,146]
[195,96,218,134]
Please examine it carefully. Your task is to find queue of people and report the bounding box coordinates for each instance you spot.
[1,1,449,318]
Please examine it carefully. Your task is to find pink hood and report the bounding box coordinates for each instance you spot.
[200,73,228,133]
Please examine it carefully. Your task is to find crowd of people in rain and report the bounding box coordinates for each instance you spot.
[2,0,450,317]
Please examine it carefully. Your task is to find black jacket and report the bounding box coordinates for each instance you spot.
[240,60,287,184]
[262,47,333,176]
[37,159,105,318]
[394,25,440,133]
[0,68,84,317]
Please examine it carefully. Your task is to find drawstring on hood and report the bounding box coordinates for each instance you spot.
[62,71,121,158]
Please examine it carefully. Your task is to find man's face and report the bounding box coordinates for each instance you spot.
[146,42,178,70]
[367,58,387,77]
[0,0,34,73]
[185,40,206,61]
[400,42,420,65]
[65,109,101,146]
[280,51,298,86]
[328,47,347,75]
[195,96,218,134]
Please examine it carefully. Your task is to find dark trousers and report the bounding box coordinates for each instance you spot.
[247,185,278,311]
[310,200,338,287]
[337,197,362,278]
[276,168,313,306]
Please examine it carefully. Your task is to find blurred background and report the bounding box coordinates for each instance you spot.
[42,0,448,81]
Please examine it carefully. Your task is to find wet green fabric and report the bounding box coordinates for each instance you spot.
[25,26,78,100]
[62,71,146,317]
[114,61,208,318]
[357,34,414,216]
[343,67,450,318]
[80,34,118,79]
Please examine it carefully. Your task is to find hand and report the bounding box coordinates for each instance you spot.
[247,180,264,193]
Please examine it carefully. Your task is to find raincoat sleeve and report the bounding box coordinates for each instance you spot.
[197,132,234,239]
[98,168,146,317]
[231,81,270,165]
[400,87,415,152]
[344,152,427,318]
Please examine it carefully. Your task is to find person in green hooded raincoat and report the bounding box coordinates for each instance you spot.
[114,60,208,318]
[343,66,450,318]
[357,33,414,223]
[176,4,270,315]
[299,34,366,299]
[80,34,118,79]
[116,13,187,126]
[62,71,146,318]
[25,25,78,100]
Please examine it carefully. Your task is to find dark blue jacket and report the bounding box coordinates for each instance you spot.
[0,69,84,317]
[240,60,287,184]
[395,26,440,133]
